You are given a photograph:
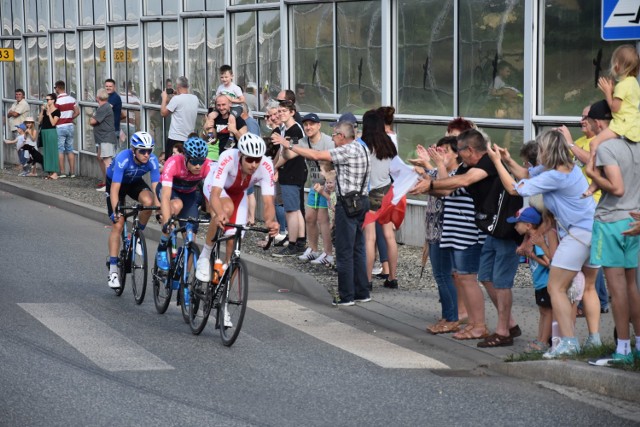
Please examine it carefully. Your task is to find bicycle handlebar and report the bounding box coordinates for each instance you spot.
[118,204,160,219]
[221,223,274,250]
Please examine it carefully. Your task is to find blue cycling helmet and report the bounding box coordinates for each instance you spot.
[130,131,155,149]
[183,136,208,159]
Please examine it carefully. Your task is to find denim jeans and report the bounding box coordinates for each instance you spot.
[56,124,74,153]
[431,244,457,321]
[276,204,287,233]
[334,200,370,302]
[595,268,608,309]
[375,221,389,263]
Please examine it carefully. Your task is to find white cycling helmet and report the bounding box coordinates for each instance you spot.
[238,133,266,158]
[130,131,155,149]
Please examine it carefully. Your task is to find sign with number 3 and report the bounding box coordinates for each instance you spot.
[0,48,14,62]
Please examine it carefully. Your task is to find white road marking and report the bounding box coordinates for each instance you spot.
[19,303,173,372]
[250,300,449,369]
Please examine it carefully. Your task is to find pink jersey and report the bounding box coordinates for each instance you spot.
[203,149,275,200]
[161,154,213,193]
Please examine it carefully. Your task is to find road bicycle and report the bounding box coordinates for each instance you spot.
[188,223,272,347]
[107,203,159,304]
[152,216,210,323]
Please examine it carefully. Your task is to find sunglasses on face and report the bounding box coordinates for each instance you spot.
[243,156,261,164]
[187,157,206,166]
[137,149,153,155]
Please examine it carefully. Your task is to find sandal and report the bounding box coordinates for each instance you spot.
[426,320,460,335]
[477,333,514,348]
[452,323,489,340]
[524,340,549,353]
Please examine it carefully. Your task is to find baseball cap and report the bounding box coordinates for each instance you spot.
[587,100,612,121]
[301,113,320,123]
[16,123,27,131]
[332,112,357,127]
[507,207,542,225]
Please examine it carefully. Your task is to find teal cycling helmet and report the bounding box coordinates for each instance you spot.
[183,136,208,159]
[130,131,155,149]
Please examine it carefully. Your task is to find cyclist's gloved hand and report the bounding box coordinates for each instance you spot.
[110,212,119,223]
[162,222,172,234]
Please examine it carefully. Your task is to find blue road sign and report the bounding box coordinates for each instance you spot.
[602,0,640,41]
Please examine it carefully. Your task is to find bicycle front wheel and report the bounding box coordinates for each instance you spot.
[219,258,249,347]
[152,246,172,314]
[189,256,213,335]
[130,229,148,305]
[180,242,200,324]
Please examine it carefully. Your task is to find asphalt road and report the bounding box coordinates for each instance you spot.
[0,192,636,426]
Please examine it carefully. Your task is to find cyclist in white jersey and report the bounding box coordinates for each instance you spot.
[196,133,279,281]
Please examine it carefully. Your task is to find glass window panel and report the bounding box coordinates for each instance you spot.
[144,0,162,16]
[2,0,11,35]
[233,12,257,105]
[51,0,63,29]
[458,0,524,119]
[110,0,125,21]
[258,11,281,111]
[126,1,140,21]
[542,2,619,116]
[185,19,207,108]
[292,4,334,113]
[2,41,16,94]
[126,26,140,104]
[120,107,139,147]
[145,22,163,104]
[111,26,127,97]
[94,0,106,25]
[206,0,225,10]
[14,39,24,97]
[65,35,78,97]
[336,1,382,114]
[81,32,96,102]
[184,0,204,12]
[25,0,37,33]
[12,0,23,35]
[37,0,48,32]
[164,21,180,95]
[397,0,454,116]
[64,0,77,29]
[206,18,225,107]
[146,109,166,153]
[81,0,93,25]
[38,37,50,98]
[395,123,449,161]
[95,31,107,90]
[52,33,66,83]
[81,106,96,152]
[26,38,39,99]
[163,2,177,16]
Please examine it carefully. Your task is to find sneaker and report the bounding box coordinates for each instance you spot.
[96,186,106,192]
[108,272,121,289]
[310,253,334,266]
[18,171,28,177]
[371,262,383,275]
[223,304,233,327]
[383,279,398,289]
[332,299,355,307]
[96,181,106,188]
[272,245,299,258]
[298,248,320,261]
[196,257,211,281]
[58,174,67,178]
[588,352,634,366]
[135,241,143,257]
[355,296,372,303]
[274,232,288,247]
[583,334,602,350]
[542,337,580,359]
[156,250,169,271]
[374,273,389,280]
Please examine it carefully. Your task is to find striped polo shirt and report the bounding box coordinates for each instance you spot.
[55,92,77,127]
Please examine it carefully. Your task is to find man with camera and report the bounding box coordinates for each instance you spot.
[160,76,199,159]
[271,100,307,257]
[273,119,371,306]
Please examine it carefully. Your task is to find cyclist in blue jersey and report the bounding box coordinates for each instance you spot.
[105,131,161,289]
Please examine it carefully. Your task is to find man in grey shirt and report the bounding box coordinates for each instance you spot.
[585,100,640,366]
[91,88,115,189]
[161,76,199,158]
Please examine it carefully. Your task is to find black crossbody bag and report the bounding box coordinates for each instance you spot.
[335,143,369,217]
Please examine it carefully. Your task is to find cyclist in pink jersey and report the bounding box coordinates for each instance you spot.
[155,136,214,271]
[196,133,279,281]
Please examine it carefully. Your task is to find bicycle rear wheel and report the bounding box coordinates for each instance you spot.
[152,246,172,314]
[179,242,200,324]
[219,259,249,347]
[130,229,148,305]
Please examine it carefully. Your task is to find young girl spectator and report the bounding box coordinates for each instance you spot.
[22,117,43,176]
[4,124,30,175]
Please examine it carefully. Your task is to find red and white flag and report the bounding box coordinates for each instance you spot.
[363,157,420,228]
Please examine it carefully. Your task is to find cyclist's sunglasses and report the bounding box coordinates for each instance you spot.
[187,157,206,166]
[243,156,261,164]
[136,148,153,155]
